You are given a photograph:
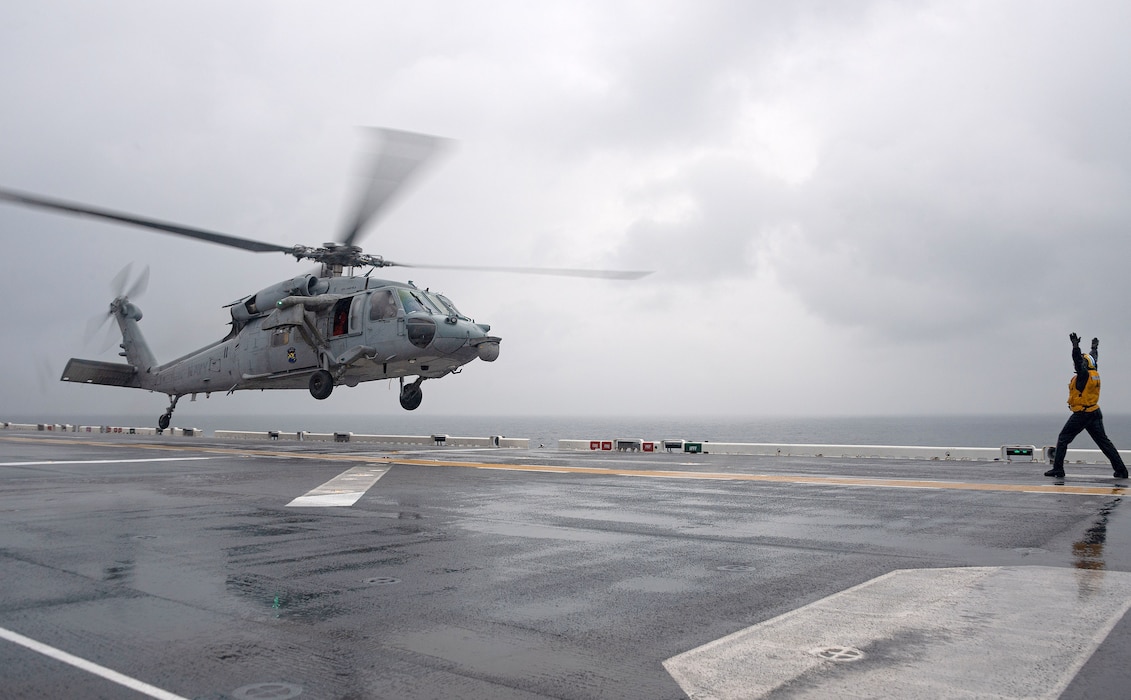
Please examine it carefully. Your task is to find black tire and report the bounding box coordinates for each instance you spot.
[399,384,423,411]
[158,414,171,430]
[309,370,334,400]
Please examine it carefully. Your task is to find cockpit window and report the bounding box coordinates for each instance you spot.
[398,288,443,315]
[369,289,399,321]
[430,293,470,320]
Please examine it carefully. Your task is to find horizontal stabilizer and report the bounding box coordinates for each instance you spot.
[60,358,141,388]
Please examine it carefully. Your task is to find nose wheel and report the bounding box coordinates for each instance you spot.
[399,377,424,411]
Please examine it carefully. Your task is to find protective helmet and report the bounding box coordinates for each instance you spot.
[1083,354,1097,370]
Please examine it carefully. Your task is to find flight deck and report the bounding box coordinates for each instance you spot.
[2,428,1131,699]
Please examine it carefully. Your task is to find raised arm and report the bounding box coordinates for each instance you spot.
[1070,333,1088,392]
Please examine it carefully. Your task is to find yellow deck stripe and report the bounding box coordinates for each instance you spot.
[2,436,1125,496]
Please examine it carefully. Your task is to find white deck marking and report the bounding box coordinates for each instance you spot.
[286,465,390,507]
[0,457,212,467]
[0,625,190,700]
[664,566,1131,699]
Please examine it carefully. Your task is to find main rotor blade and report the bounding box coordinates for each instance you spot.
[340,128,450,247]
[383,261,653,280]
[0,187,293,254]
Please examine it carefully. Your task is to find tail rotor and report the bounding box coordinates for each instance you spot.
[111,262,150,299]
[85,264,149,353]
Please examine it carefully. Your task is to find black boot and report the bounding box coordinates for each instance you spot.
[1115,468,1128,479]
[1044,467,1065,477]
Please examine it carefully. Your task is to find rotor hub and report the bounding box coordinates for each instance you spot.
[289,244,387,276]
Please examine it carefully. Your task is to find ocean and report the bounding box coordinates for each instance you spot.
[9,412,1131,452]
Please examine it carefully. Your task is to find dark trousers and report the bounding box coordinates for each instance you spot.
[1053,408,1127,471]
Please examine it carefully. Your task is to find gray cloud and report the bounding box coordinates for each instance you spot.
[3,1,1131,420]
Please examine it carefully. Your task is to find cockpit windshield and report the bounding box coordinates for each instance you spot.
[397,287,470,320]
[430,292,470,320]
[398,288,444,315]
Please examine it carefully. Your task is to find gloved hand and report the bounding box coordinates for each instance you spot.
[1070,332,1080,347]
[1092,337,1099,353]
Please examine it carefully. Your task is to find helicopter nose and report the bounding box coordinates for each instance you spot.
[430,319,500,361]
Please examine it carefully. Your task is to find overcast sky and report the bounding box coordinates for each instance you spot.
[2,1,1130,424]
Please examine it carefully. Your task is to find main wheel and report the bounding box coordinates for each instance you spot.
[309,370,334,400]
[158,413,171,430]
[399,384,423,411]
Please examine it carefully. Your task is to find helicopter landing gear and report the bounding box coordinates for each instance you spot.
[399,377,424,411]
[158,395,180,432]
[309,369,334,400]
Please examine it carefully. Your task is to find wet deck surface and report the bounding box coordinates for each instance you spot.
[2,432,1131,699]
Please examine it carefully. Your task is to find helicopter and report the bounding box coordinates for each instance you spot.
[0,128,650,430]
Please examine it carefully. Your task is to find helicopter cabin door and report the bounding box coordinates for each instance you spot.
[328,294,364,340]
[364,288,402,350]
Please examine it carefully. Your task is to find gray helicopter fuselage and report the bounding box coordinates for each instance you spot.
[78,275,500,402]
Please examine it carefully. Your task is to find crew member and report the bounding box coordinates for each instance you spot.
[1045,333,1129,478]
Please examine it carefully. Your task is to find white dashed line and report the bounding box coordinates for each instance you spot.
[0,625,190,700]
[286,465,390,507]
[0,457,213,466]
